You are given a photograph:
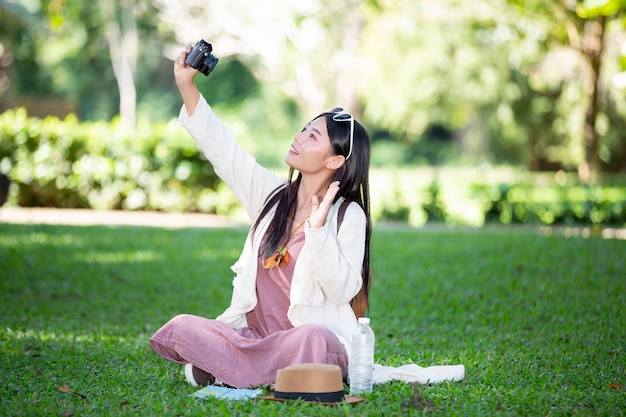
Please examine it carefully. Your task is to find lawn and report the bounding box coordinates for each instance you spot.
[0,222,624,416]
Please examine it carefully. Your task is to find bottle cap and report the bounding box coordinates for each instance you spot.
[358,317,370,325]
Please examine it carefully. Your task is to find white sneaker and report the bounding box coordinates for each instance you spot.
[184,363,199,386]
[184,363,214,386]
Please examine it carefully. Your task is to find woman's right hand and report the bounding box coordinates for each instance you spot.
[174,46,199,89]
[309,181,341,229]
[174,46,201,115]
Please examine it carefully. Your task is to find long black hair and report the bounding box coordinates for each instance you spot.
[252,110,372,301]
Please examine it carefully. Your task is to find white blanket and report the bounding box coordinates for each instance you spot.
[373,363,465,384]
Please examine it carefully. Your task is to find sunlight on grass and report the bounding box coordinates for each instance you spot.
[0,231,81,247]
[4,327,129,345]
[541,225,626,240]
[74,250,161,263]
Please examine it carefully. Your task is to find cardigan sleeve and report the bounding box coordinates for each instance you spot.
[179,94,285,220]
[291,200,366,307]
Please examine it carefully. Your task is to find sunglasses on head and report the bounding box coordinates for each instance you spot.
[325,107,354,160]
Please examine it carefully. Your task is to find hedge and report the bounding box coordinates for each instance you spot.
[473,183,626,226]
[1,109,625,227]
[0,108,240,214]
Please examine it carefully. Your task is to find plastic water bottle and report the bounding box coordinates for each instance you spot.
[349,317,375,395]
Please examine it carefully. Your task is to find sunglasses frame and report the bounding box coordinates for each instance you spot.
[325,107,354,160]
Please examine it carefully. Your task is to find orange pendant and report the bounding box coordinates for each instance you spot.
[263,246,291,269]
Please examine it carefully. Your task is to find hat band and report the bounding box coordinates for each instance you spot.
[274,390,345,403]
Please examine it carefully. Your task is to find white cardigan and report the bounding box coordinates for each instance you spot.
[179,95,365,354]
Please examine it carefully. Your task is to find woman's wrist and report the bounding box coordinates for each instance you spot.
[306,218,326,230]
[175,75,196,91]
[178,85,201,115]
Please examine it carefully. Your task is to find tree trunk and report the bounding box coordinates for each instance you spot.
[615,127,626,173]
[578,16,606,183]
[101,0,138,131]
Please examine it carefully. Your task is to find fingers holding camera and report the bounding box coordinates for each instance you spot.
[174,50,186,67]
[175,45,193,66]
[174,48,198,80]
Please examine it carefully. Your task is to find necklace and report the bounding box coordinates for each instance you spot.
[262,217,308,269]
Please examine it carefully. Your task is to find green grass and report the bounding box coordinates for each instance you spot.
[1,222,624,416]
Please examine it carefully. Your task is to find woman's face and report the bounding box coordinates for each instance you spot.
[285,116,337,174]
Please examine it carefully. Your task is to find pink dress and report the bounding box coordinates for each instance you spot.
[149,230,349,388]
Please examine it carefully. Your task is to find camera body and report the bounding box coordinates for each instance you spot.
[185,39,219,76]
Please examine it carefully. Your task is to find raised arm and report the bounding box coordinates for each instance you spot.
[174,46,284,218]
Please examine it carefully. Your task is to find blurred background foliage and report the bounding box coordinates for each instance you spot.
[0,0,625,226]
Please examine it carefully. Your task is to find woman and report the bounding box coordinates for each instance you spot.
[150,46,372,388]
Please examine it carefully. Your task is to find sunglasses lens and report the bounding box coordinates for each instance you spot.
[327,107,344,113]
[333,113,351,121]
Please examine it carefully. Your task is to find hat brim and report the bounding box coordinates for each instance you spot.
[259,393,364,405]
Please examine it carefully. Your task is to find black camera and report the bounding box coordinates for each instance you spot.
[185,39,219,76]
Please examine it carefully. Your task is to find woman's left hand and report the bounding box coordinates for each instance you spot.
[309,181,340,229]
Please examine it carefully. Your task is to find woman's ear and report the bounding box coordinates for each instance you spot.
[326,155,346,170]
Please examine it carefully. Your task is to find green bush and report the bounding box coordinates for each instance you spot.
[474,183,626,226]
[0,109,237,214]
[421,181,448,223]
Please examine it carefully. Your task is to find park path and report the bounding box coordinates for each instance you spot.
[2,206,625,240]
[0,207,243,229]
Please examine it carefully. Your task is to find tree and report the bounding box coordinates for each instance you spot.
[575,0,626,178]
[152,0,367,116]
[99,0,139,131]
[354,0,626,173]
[4,0,625,174]
[2,0,177,124]
[505,0,626,180]
[0,1,51,110]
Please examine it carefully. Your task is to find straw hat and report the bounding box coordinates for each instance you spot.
[260,363,364,404]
